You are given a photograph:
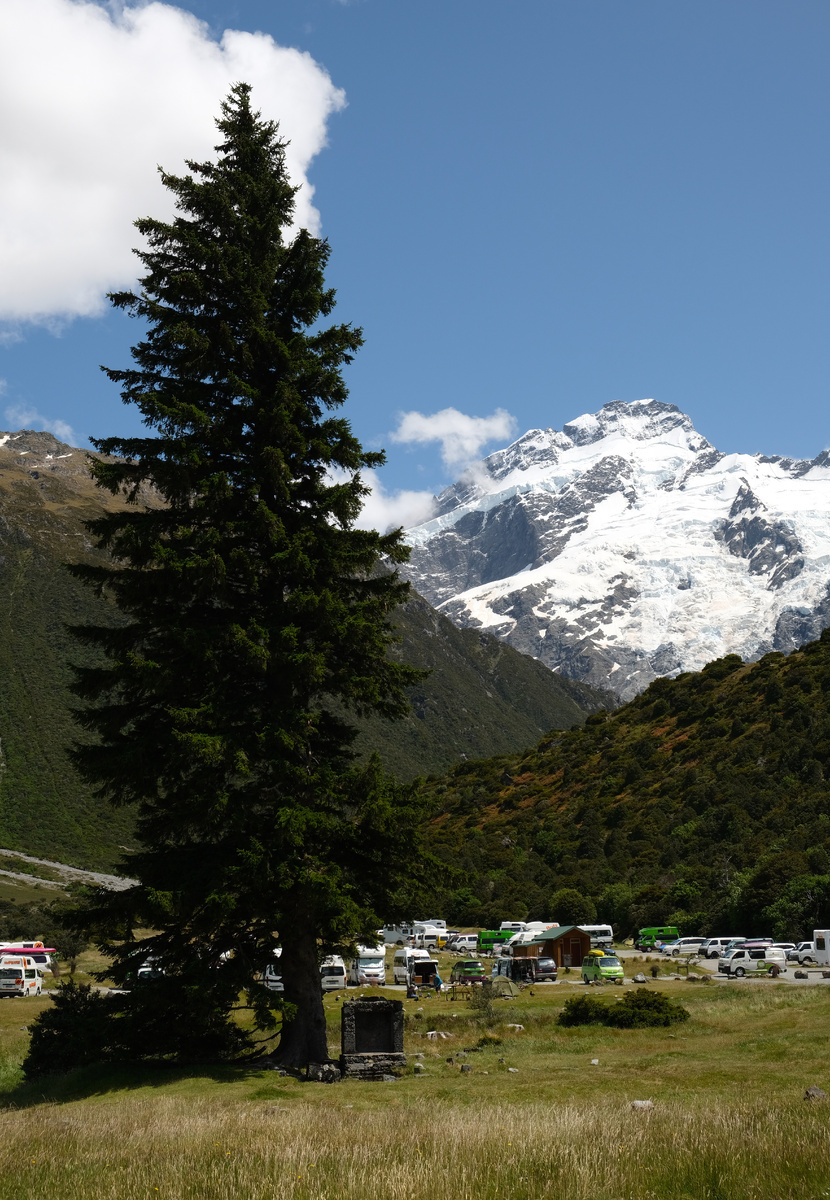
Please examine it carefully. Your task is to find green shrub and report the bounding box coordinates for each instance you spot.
[557,988,689,1029]
[557,995,610,1027]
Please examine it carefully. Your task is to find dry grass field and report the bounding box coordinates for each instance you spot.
[1,964,830,1199]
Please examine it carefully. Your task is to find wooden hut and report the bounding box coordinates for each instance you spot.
[530,925,592,968]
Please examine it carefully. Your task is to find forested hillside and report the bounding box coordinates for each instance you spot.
[0,430,609,869]
[424,636,830,939]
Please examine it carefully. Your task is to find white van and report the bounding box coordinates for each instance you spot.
[718,946,787,977]
[813,931,830,966]
[393,947,430,985]
[499,921,527,933]
[263,949,283,992]
[0,955,44,997]
[320,955,347,991]
[578,924,614,949]
[347,945,386,986]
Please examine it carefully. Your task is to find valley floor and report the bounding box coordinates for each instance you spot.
[2,971,830,1199]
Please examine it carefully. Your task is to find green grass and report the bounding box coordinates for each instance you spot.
[1,975,829,1198]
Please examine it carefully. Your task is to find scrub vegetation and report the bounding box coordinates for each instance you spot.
[425,634,830,937]
[1,978,830,1199]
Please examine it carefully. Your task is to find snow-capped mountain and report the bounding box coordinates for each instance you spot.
[402,399,830,700]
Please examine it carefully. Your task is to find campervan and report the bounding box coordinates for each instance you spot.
[578,924,614,949]
[0,955,44,997]
[347,945,386,986]
[319,956,347,992]
[813,931,830,966]
[393,947,431,985]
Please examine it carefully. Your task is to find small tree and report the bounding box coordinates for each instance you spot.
[61,84,426,1067]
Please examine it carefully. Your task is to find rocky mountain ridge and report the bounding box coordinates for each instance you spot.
[402,399,830,698]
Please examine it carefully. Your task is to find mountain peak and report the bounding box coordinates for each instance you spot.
[402,399,830,700]
[561,399,695,447]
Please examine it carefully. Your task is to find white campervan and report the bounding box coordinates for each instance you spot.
[393,947,430,985]
[319,955,347,992]
[0,955,44,997]
[347,945,386,986]
[578,924,614,949]
[812,930,830,966]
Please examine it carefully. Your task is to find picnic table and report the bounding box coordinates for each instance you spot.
[447,983,472,1001]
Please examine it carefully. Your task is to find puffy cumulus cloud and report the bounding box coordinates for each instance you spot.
[4,403,76,445]
[390,406,516,469]
[0,0,346,325]
[354,472,437,534]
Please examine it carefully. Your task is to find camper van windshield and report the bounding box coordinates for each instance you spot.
[361,957,384,970]
[0,969,20,979]
[321,966,344,977]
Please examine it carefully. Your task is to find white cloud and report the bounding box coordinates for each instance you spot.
[354,472,437,534]
[389,406,516,469]
[4,404,76,445]
[0,0,346,325]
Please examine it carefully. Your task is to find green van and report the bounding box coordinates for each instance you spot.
[636,926,679,951]
[477,930,514,955]
[582,951,624,985]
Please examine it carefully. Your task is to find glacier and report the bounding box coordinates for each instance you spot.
[401,399,830,700]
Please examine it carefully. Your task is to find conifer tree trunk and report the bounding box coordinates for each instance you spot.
[277,926,331,1067]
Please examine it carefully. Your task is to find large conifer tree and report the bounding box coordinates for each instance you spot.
[68,85,424,1067]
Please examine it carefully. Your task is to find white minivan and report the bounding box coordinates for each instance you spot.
[719,946,787,977]
[320,955,347,991]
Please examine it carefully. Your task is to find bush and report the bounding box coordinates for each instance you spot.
[23,977,254,1079]
[557,988,689,1029]
[23,982,112,1078]
[557,995,610,1027]
[604,988,690,1028]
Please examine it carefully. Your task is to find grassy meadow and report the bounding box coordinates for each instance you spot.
[1,956,830,1199]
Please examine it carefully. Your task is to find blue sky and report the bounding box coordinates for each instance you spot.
[1,1,829,528]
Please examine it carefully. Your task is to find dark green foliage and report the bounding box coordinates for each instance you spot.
[548,887,597,925]
[423,636,830,938]
[557,988,690,1029]
[23,983,111,1078]
[22,979,252,1079]
[63,85,428,1068]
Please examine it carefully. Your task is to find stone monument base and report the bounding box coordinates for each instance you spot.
[340,1051,407,1080]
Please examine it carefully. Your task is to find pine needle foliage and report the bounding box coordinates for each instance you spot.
[60,85,426,1067]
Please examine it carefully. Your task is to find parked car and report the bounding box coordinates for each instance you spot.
[263,949,283,992]
[699,937,744,960]
[453,934,479,954]
[582,951,624,985]
[796,941,817,965]
[661,937,706,957]
[532,957,558,983]
[450,958,487,984]
[786,942,811,962]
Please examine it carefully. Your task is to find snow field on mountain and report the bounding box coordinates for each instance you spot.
[403,400,830,696]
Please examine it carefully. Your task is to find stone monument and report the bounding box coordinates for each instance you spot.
[340,996,406,1079]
